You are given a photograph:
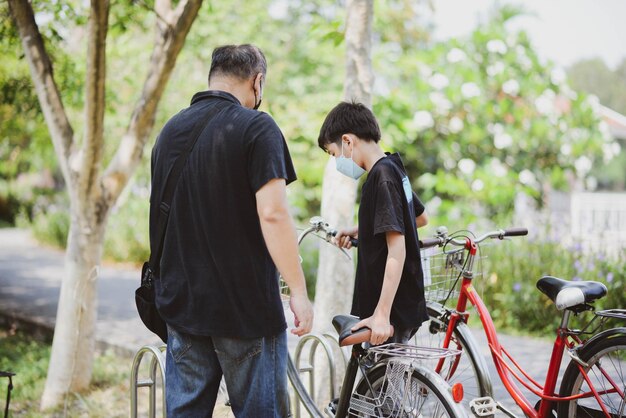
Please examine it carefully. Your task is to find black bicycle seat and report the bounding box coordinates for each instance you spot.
[332,315,372,347]
[536,276,607,312]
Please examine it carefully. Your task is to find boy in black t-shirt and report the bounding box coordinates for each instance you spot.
[318,101,429,345]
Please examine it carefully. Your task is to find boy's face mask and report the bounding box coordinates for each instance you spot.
[335,141,366,180]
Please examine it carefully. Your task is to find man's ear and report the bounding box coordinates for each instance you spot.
[341,134,355,147]
[254,73,264,93]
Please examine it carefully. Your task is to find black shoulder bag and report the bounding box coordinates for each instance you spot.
[135,101,227,343]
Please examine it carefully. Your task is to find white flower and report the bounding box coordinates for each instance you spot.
[560,143,572,156]
[535,89,556,115]
[550,67,567,86]
[487,39,507,54]
[487,62,505,77]
[458,158,476,175]
[448,116,464,134]
[461,82,480,99]
[490,159,508,177]
[488,123,504,135]
[418,64,433,79]
[502,79,520,96]
[494,132,513,149]
[447,48,467,63]
[574,156,592,175]
[268,0,289,19]
[586,95,601,115]
[429,73,449,90]
[429,92,452,114]
[412,110,434,130]
[471,179,484,192]
[519,169,536,185]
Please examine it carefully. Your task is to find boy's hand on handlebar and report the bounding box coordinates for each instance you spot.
[333,227,358,249]
[289,292,314,337]
[352,314,393,346]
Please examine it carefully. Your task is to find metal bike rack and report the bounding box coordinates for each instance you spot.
[292,332,346,418]
[130,344,166,418]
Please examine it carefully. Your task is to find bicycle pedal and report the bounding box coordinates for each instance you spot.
[469,396,497,417]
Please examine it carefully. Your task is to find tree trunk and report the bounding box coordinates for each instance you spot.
[313,0,374,402]
[40,211,106,409]
[8,0,203,409]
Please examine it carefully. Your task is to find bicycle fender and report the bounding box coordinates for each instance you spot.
[578,326,626,359]
[413,363,470,418]
[427,301,494,399]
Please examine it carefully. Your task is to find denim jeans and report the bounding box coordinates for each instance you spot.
[165,325,291,417]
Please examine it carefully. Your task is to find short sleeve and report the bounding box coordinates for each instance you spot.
[247,113,297,192]
[412,192,425,217]
[373,181,405,236]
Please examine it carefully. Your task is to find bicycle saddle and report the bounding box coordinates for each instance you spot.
[536,276,607,312]
[332,315,372,347]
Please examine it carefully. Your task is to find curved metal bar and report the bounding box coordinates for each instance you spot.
[292,333,338,417]
[130,344,167,418]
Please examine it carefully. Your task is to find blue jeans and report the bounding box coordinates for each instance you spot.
[165,325,291,417]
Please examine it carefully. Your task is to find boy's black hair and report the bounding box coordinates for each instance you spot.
[208,44,267,83]
[318,101,381,150]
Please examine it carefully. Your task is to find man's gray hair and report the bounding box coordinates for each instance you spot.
[208,44,267,83]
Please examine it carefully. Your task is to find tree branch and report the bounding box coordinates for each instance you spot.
[8,0,74,184]
[80,0,110,204]
[101,0,203,205]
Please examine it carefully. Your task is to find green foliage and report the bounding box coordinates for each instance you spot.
[473,238,626,336]
[568,57,626,116]
[103,186,150,264]
[0,330,50,414]
[373,8,617,227]
[0,329,133,416]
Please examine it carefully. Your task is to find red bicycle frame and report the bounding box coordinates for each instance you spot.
[435,237,616,418]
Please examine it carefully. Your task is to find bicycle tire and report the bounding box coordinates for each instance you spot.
[412,303,492,411]
[557,334,626,418]
[352,360,464,418]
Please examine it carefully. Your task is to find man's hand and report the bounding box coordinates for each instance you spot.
[333,226,358,249]
[289,292,314,336]
[351,313,393,346]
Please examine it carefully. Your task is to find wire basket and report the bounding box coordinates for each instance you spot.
[349,344,460,417]
[421,247,485,305]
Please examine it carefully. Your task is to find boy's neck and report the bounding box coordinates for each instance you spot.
[359,141,387,172]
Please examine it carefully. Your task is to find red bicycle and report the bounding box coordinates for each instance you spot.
[414,226,625,418]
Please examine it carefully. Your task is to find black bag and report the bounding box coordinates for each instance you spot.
[135,262,168,343]
[135,100,228,344]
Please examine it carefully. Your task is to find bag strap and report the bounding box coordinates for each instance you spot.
[149,100,228,271]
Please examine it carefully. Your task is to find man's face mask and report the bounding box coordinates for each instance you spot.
[335,141,366,180]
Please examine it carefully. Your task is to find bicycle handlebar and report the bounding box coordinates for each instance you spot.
[419,227,528,249]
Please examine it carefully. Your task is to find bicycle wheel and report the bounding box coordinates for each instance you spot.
[558,334,626,418]
[412,304,492,411]
[351,360,461,418]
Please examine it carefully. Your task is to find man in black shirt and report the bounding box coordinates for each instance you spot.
[317,101,429,346]
[150,44,313,417]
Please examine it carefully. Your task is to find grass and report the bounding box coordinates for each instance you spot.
[0,329,133,417]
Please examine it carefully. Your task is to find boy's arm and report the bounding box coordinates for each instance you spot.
[351,230,405,345]
[334,226,359,249]
[416,212,428,229]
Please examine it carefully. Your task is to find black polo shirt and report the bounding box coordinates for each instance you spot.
[351,153,429,330]
[150,91,296,338]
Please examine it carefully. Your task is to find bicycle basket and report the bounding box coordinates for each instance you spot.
[349,357,453,418]
[421,246,485,305]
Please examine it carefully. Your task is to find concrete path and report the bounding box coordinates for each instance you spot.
[0,228,571,417]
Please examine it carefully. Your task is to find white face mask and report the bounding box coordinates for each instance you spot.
[335,141,366,180]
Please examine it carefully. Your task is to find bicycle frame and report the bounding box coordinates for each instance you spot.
[436,237,618,418]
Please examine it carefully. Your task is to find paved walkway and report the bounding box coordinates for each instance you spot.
[0,228,570,417]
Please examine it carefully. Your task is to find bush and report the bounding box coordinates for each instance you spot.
[473,238,626,336]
